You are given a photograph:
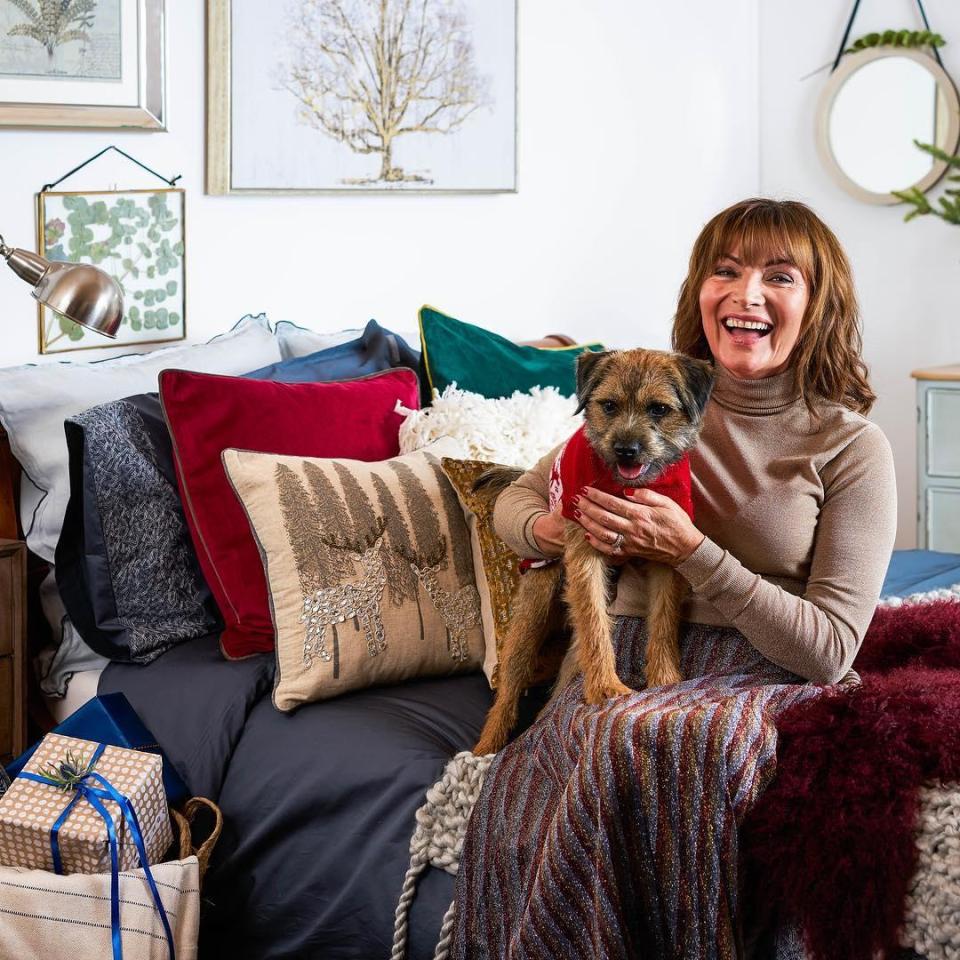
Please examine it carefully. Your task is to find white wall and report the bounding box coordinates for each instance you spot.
[0,0,759,366]
[3,1,947,548]
[759,0,960,549]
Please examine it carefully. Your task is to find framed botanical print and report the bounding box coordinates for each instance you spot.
[207,0,516,194]
[37,188,186,354]
[0,0,165,129]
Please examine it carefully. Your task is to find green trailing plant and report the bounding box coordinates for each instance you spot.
[892,141,960,225]
[846,29,946,53]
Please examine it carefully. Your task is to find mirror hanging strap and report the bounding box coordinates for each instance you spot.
[831,0,944,73]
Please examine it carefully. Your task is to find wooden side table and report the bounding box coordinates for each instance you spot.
[0,538,26,766]
[912,364,960,552]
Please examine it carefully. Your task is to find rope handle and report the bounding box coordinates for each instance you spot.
[171,797,222,883]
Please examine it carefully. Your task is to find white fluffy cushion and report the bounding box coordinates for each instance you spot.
[0,314,281,562]
[398,384,580,467]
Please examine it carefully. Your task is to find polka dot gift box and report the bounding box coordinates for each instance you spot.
[0,733,172,874]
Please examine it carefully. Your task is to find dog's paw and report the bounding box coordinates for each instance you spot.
[583,677,633,705]
[645,665,683,688]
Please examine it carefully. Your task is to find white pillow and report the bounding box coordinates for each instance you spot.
[0,314,281,562]
[273,321,364,360]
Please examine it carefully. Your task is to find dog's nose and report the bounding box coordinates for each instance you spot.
[614,442,642,463]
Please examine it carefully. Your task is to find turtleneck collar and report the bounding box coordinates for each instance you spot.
[710,364,802,415]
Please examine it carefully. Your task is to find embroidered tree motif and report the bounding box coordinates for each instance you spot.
[388,459,447,641]
[300,461,361,671]
[392,541,480,662]
[275,463,328,596]
[331,461,387,648]
[371,472,419,607]
[301,521,390,673]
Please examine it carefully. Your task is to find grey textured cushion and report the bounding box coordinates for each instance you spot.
[55,395,220,663]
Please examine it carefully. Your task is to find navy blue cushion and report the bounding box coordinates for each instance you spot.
[245,319,419,382]
[56,322,420,664]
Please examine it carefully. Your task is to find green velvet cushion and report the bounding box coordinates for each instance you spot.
[418,305,605,400]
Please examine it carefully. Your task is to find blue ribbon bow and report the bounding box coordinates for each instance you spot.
[19,742,175,960]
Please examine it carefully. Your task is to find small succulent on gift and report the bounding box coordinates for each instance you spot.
[893,141,960,225]
[38,749,96,791]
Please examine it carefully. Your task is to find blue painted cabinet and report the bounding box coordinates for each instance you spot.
[914,364,960,551]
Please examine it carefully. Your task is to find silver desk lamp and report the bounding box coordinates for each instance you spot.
[0,234,123,338]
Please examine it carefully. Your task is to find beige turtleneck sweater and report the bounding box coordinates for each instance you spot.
[492,366,897,685]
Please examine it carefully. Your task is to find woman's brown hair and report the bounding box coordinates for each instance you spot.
[672,198,875,415]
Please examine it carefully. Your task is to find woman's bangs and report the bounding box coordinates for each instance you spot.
[714,210,815,283]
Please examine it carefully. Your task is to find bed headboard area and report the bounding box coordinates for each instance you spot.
[0,425,19,542]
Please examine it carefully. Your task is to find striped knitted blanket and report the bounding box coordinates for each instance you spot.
[452,617,824,959]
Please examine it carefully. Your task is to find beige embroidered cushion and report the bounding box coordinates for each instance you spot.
[222,443,484,711]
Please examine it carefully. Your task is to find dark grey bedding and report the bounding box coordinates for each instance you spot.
[100,635,494,959]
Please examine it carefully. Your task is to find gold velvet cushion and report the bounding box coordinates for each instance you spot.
[222,443,484,711]
[440,457,568,688]
[439,458,522,687]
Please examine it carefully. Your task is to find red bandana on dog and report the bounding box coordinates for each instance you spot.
[548,425,694,521]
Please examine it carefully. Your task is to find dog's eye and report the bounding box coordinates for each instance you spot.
[599,400,618,415]
[648,403,671,418]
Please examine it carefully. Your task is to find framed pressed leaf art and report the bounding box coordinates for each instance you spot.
[37,187,186,354]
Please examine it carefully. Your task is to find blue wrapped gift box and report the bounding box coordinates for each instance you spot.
[4,692,188,806]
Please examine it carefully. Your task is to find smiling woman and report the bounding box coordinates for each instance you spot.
[454,198,898,957]
[674,197,875,413]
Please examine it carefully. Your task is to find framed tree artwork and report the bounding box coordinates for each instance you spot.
[0,0,165,128]
[37,188,186,353]
[207,0,516,194]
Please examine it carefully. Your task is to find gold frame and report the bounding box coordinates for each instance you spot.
[0,0,166,130]
[36,187,187,355]
[205,0,518,195]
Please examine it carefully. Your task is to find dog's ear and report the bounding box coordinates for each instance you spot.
[673,356,716,423]
[574,350,614,414]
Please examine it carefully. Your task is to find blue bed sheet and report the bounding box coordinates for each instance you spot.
[881,549,960,598]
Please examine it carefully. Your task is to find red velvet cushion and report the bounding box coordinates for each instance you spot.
[160,368,419,658]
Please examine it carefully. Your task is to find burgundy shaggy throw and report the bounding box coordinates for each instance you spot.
[742,599,960,960]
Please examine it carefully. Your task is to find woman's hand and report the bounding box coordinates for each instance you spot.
[573,486,705,566]
[531,506,566,557]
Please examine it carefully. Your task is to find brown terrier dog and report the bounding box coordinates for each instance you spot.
[472,348,715,756]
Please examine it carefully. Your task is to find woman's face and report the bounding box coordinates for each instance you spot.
[698,247,809,380]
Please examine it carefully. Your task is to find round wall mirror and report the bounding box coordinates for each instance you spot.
[816,47,960,204]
